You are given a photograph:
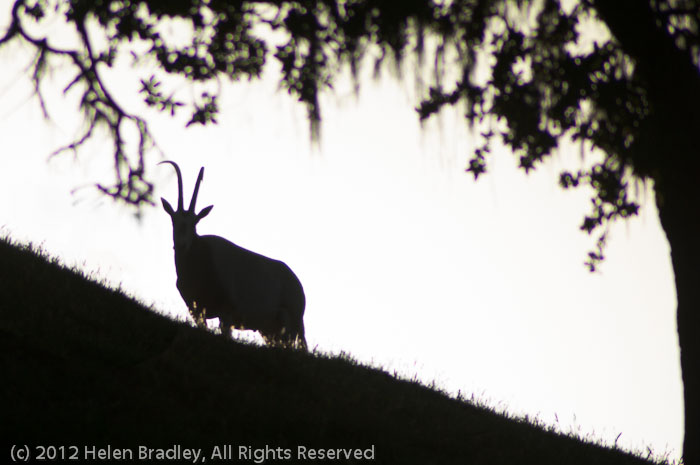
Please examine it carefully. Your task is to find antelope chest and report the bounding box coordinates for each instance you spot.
[174,241,229,312]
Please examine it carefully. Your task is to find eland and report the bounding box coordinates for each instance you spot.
[160,160,307,349]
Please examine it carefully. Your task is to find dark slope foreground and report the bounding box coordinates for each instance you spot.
[0,237,659,464]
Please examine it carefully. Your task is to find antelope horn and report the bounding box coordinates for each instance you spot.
[189,167,205,213]
[159,160,184,211]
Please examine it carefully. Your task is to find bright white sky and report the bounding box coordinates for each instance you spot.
[0,5,683,461]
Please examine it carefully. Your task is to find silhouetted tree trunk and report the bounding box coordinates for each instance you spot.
[657,176,700,465]
[654,70,700,465]
[649,27,700,465]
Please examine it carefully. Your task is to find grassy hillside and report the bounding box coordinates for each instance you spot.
[0,236,665,464]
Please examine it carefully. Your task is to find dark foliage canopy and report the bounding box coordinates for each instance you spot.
[1,0,699,269]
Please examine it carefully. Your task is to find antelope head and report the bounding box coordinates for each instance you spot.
[159,160,213,252]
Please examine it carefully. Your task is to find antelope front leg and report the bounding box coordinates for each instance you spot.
[189,302,208,329]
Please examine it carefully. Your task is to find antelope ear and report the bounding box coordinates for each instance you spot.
[161,198,175,216]
[197,205,213,220]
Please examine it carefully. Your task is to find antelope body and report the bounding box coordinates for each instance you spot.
[160,161,306,349]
